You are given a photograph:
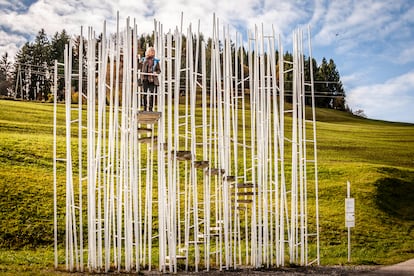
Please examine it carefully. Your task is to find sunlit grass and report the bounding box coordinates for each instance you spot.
[1,99,414,273]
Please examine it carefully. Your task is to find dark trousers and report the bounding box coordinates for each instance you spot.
[142,80,157,111]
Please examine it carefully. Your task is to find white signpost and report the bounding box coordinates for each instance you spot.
[345,181,355,262]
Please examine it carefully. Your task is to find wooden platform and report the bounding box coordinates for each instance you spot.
[137,111,161,125]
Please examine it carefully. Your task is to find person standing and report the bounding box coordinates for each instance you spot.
[139,46,161,111]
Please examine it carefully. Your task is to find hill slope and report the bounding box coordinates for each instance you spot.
[0,99,413,270]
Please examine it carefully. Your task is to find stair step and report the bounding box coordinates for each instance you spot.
[209,168,225,176]
[194,160,209,169]
[233,182,255,189]
[137,127,152,134]
[188,240,204,244]
[138,136,157,143]
[237,199,253,204]
[175,150,192,161]
[224,175,236,182]
[237,191,255,196]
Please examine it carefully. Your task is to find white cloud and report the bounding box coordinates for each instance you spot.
[397,47,414,64]
[347,71,414,123]
[311,0,414,65]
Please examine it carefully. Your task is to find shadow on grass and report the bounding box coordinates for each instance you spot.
[375,168,414,220]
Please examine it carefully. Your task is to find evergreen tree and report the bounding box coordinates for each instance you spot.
[32,29,51,100]
[0,52,12,96]
[51,30,70,63]
[315,58,346,109]
[13,42,34,99]
[51,30,71,99]
[327,59,345,110]
[283,51,293,103]
[304,56,318,105]
[315,57,330,107]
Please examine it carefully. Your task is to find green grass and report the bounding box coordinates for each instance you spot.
[1,99,414,273]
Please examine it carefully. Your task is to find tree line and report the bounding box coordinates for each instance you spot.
[0,28,346,110]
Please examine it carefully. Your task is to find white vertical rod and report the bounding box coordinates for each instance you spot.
[64,43,76,271]
[239,32,249,266]
[215,17,225,270]
[113,13,120,268]
[222,24,231,269]
[259,24,266,267]
[95,21,107,269]
[70,41,79,271]
[232,31,239,268]
[278,35,286,267]
[105,39,115,272]
[290,30,298,264]
[182,26,190,272]
[157,21,168,273]
[270,25,280,267]
[190,25,200,272]
[165,29,174,274]
[64,44,70,271]
[264,34,272,267]
[347,181,351,262]
[200,40,210,270]
[127,21,134,271]
[86,27,97,270]
[116,22,125,271]
[53,59,58,269]
[132,21,140,272]
[252,26,259,267]
[173,28,182,273]
[300,29,308,266]
[77,27,84,272]
[307,25,320,265]
[247,29,256,267]
[257,25,263,266]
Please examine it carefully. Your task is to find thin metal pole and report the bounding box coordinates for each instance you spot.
[53,59,58,269]
[77,26,84,272]
[347,181,351,262]
[308,25,320,265]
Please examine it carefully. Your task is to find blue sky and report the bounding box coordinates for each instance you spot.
[1,0,413,123]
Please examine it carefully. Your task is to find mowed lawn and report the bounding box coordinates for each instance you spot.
[0,99,414,273]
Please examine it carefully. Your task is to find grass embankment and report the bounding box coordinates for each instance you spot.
[0,99,414,273]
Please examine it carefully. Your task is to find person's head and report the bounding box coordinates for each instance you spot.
[145,47,155,58]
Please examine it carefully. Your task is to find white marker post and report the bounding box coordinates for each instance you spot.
[345,180,355,262]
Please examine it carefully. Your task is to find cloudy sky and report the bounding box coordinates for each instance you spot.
[1,0,413,123]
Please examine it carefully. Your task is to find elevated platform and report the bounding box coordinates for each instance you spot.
[137,111,161,125]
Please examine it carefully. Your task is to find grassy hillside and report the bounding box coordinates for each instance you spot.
[0,99,414,273]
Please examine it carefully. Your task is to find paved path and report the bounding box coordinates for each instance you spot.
[371,258,414,275]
